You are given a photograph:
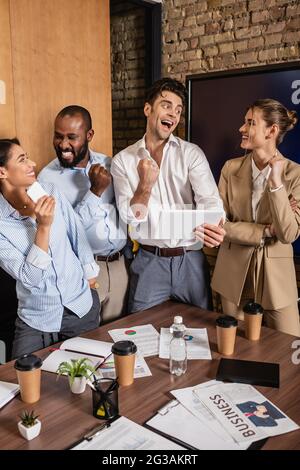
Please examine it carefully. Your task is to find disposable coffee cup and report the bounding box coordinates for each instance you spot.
[243,301,263,341]
[111,341,137,386]
[14,354,43,404]
[216,315,238,356]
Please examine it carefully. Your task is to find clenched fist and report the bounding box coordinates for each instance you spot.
[137,158,159,189]
[89,164,112,197]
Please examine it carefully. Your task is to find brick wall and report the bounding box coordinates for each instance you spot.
[111,0,300,152]
[163,0,300,137]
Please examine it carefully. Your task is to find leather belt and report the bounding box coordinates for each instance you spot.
[140,244,193,257]
[94,250,123,262]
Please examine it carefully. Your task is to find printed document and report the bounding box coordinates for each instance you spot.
[108,324,159,357]
[159,327,211,360]
[71,416,185,450]
[193,382,299,444]
[147,399,248,450]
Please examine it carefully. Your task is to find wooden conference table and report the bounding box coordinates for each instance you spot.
[0,301,299,450]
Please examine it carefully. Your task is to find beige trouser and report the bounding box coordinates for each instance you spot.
[220,260,300,336]
[95,255,129,324]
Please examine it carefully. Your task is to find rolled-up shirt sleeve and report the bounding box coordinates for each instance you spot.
[0,236,52,289]
[83,261,100,280]
[26,243,52,269]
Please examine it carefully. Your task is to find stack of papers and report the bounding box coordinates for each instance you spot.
[159,327,211,360]
[192,381,299,444]
[147,380,299,449]
[0,380,20,409]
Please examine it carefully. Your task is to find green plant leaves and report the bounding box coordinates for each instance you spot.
[56,357,96,385]
[19,409,39,427]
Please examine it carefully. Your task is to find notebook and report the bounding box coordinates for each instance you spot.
[0,380,20,409]
[216,358,280,388]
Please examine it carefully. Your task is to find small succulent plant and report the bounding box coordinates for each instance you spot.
[19,410,39,428]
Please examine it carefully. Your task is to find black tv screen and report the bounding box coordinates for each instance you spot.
[186,61,300,255]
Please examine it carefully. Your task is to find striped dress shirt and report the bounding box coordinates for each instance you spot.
[0,182,99,332]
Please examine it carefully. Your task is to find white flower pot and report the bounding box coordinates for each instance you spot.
[69,376,87,394]
[18,419,41,441]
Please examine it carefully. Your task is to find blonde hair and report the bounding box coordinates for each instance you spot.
[249,99,298,145]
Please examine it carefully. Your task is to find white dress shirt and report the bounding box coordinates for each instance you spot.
[111,134,224,248]
[251,158,271,221]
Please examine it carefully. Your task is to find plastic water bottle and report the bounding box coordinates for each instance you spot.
[169,315,187,376]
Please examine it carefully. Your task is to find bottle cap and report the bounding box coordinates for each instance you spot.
[243,301,263,315]
[216,315,238,328]
[14,354,43,371]
[174,316,183,324]
[111,340,137,356]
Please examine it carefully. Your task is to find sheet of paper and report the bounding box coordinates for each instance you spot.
[71,416,184,450]
[0,380,20,409]
[147,400,247,450]
[194,382,300,444]
[108,324,159,357]
[159,327,211,360]
[171,380,236,443]
[98,354,152,379]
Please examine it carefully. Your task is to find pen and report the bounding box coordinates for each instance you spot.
[84,421,111,441]
[95,352,113,372]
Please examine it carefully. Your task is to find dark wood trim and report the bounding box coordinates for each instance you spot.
[144,2,162,87]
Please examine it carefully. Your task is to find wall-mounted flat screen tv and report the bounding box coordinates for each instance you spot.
[186,61,300,255]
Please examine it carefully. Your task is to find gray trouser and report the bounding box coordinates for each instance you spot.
[128,248,212,313]
[12,289,101,359]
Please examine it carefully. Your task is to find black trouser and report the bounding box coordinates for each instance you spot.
[11,289,101,359]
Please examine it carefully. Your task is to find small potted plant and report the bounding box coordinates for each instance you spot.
[18,410,41,441]
[56,357,96,394]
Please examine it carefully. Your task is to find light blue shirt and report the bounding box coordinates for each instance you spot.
[38,150,127,256]
[0,182,99,332]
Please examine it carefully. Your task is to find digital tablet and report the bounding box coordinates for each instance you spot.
[158,209,223,240]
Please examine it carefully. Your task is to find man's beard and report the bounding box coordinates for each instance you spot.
[56,141,89,168]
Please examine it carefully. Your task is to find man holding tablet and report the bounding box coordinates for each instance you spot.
[111,78,225,313]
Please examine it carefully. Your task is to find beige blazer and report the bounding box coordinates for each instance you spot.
[211,153,300,309]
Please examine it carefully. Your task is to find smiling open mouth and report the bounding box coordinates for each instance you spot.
[161,119,173,129]
[61,151,74,159]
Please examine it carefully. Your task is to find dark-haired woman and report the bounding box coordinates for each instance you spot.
[212,99,300,336]
[0,139,100,357]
